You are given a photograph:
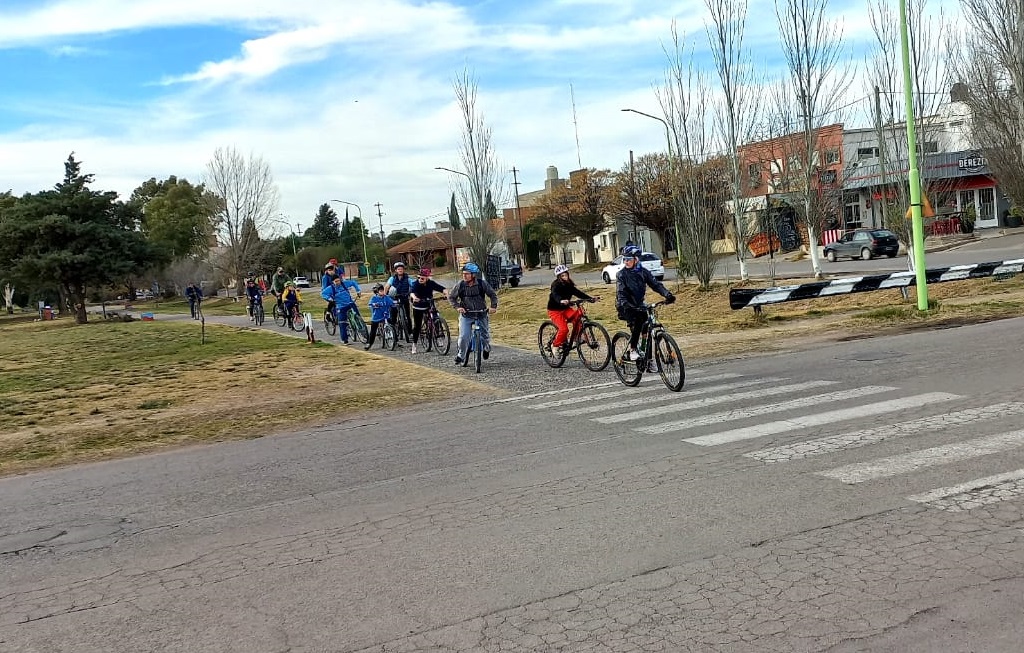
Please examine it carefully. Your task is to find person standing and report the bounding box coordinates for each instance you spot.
[384,261,413,341]
[449,262,498,365]
[409,268,448,354]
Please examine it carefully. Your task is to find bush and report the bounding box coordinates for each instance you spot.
[434,254,447,268]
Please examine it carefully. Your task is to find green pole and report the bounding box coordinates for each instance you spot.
[899,0,928,310]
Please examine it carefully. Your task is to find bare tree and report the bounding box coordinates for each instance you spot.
[610,152,674,260]
[775,0,850,278]
[534,168,614,264]
[706,0,758,280]
[956,0,1024,208]
[2,282,14,314]
[453,69,507,269]
[657,24,723,289]
[203,146,280,292]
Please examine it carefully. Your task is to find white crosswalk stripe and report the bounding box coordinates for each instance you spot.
[745,403,1024,463]
[594,380,837,425]
[907,469,1024,511]
[557,376,772,417]
[819,429,1024,484]
[682,392,959,446]
[638,385,896,436]
[529,385,663,410]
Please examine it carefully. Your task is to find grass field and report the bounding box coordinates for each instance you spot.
[3,271,1024,474]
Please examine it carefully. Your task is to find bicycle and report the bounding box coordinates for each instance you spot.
[250,296,265,326]
[611,301,685,392]
[392,299,412,344]
[537,299,611,371]
[421,296,451,355]
[378,310,398,351]
[287,303,305,332]
[459,309,488,373]
[346,306,369,343]
[192,298,203,321]
[273,300,286,327]
[323,305,337,336]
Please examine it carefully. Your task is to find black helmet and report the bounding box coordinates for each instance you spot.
[621,245,642,258]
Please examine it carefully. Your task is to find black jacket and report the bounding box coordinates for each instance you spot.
[615,264,670,312]
[547,278,593,311]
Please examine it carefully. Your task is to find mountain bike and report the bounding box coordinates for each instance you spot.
[323,304,338,336]
[379,310,398,351]
[421,296,451,355]
[250,297,265,326]
[537,299,611,371]
[273,302,286,327]
[346,307,369,343]
[288,303,305,332]
[611,301,685,392]
[393,300,411,343]
[459,310,488,373]
[190,297,203,321]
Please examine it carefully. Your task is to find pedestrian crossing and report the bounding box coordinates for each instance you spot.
[510,369,1024,513]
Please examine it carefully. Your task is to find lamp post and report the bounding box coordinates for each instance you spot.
[330,199,369,281]
[898,0,928,310]
[434,167,469,271]
[273,215,299,276]
[621,108,683,265]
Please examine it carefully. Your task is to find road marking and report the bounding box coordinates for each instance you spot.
[594,380,837,424]
[645,385,898,438]
[745,403,1024,463]
[496,382,622,403]
[530,385,663,409]
[819,428,1024,484]
[557,377,776,416]
[907,469,1024,511]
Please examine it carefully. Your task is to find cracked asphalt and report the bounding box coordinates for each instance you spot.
[3,311,1024,652]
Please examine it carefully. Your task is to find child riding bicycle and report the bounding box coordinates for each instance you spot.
[546,264,599,357]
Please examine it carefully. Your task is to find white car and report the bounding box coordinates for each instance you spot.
[293,276,311,288]
[601,252,665,283]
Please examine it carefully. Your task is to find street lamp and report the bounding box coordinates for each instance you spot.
[330,199,369,281]
[434,167,468,271]
[621,109,683,262]
[272,215,299,276]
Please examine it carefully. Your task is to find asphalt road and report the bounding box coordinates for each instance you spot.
[5,308,1024,651]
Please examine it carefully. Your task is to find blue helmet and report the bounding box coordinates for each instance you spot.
[463,262,480,274]
[621,245,642,258]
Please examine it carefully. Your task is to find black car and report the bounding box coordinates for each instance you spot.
[499,263,522,287]
[823,228,900,261]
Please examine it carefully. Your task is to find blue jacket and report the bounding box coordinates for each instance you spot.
[615,264,671,312]
[321,271,340,290]
[321,280,360,308]
[386,273,412,298]
[368,294,395,322]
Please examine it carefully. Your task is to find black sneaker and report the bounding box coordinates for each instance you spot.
[454,356,463,365]
[483,349,490,360]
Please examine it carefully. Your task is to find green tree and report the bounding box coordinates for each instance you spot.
[130,176,217,260]
[340,215,369,261]
[448,192,462,229]
[0,154,166,323]
[386,230,417,248]
[307,203,340,246]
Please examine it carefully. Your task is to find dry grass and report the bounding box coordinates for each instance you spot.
[0,320,492,474]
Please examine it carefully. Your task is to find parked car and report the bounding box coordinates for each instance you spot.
[499,262,522,287]
[602,252,665,283]
[823,228,900,261]
[293,276,311,288]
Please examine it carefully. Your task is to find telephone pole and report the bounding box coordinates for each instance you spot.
[511,167,525,266]
[374,203,387,262]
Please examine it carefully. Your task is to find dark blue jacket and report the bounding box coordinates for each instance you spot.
[615,264,670,312]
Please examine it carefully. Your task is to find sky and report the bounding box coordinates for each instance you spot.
[0,0,958,238]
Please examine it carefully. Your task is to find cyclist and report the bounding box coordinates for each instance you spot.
[244,278,263,321]
[281,281,302,330]
[615,245,675,362]
[384,261,413,342]
[321,274,362,344]
[364,283,395,350]
[321,263,342,316]
[546,264,599,357]
[409,268,448,354]
[185,282,203,319]
[449,262,498,366]
[270,267,290,312]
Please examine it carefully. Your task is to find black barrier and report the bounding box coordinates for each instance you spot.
[729,258,1024,310]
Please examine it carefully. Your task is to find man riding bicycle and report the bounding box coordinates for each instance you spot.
[449,262,498,366]
[384,261,414,341]
[615,245,675,362]
[244,278,262,321]
[546,264,598,357]
[270,267,290,312]
[321,274,362,344]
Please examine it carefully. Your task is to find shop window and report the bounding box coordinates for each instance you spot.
[857,147,879,160]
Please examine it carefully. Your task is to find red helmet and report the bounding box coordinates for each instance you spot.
[419,267,431,277]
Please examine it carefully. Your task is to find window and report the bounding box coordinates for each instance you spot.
[844,202,863,230]
[747,162,762,188]
[857,147,879,161]
[600,234,608,249]
[824,148,841,165]
[918,141,939,154]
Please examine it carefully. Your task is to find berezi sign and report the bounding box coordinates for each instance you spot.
[958,153,987,173]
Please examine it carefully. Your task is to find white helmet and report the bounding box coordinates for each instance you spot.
[554,264,570,276]
[387,287,398,298]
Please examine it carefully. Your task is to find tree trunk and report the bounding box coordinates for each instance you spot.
[584,238,599,265]
[64,282,89,324]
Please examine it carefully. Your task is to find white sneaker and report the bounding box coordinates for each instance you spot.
[626,349,642,362]
[411,343,417,354]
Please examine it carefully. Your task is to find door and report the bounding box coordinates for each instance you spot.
[977,187,997,228]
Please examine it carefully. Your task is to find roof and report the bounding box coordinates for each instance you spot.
[386,229,469,256]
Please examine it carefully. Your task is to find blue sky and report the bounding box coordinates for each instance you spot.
[0,0,954,237]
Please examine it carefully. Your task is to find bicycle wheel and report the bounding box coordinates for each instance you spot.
[382,323,397,350]
[254,303,264,326]
[537,321,566,368]
[273,304,286,327]
[291,310,305,332]
[432,318,451,355]
[611,331,642,387]
[654,332,685,392]
[350,312,369,343]
[323,310,337,336]
[577,321,612,372]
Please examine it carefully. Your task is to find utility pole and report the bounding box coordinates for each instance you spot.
[374,203,387,264]
[511,167,525,267]
[874,85,889,229]
[294,223,302,277]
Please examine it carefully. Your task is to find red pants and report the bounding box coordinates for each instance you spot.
[547,307,582,347]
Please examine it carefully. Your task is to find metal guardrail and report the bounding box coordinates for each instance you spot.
[729,258,1024,310]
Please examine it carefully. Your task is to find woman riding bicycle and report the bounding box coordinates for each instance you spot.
[449,262,498,366]
[409,268,448,354]
[615,245,674,362]
[546,264,599,357]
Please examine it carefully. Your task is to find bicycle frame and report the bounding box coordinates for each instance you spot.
[461,309,488,373]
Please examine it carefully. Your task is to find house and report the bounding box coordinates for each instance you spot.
[386,227,468,271]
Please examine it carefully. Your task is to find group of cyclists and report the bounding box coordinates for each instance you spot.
[226,244,673,369]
